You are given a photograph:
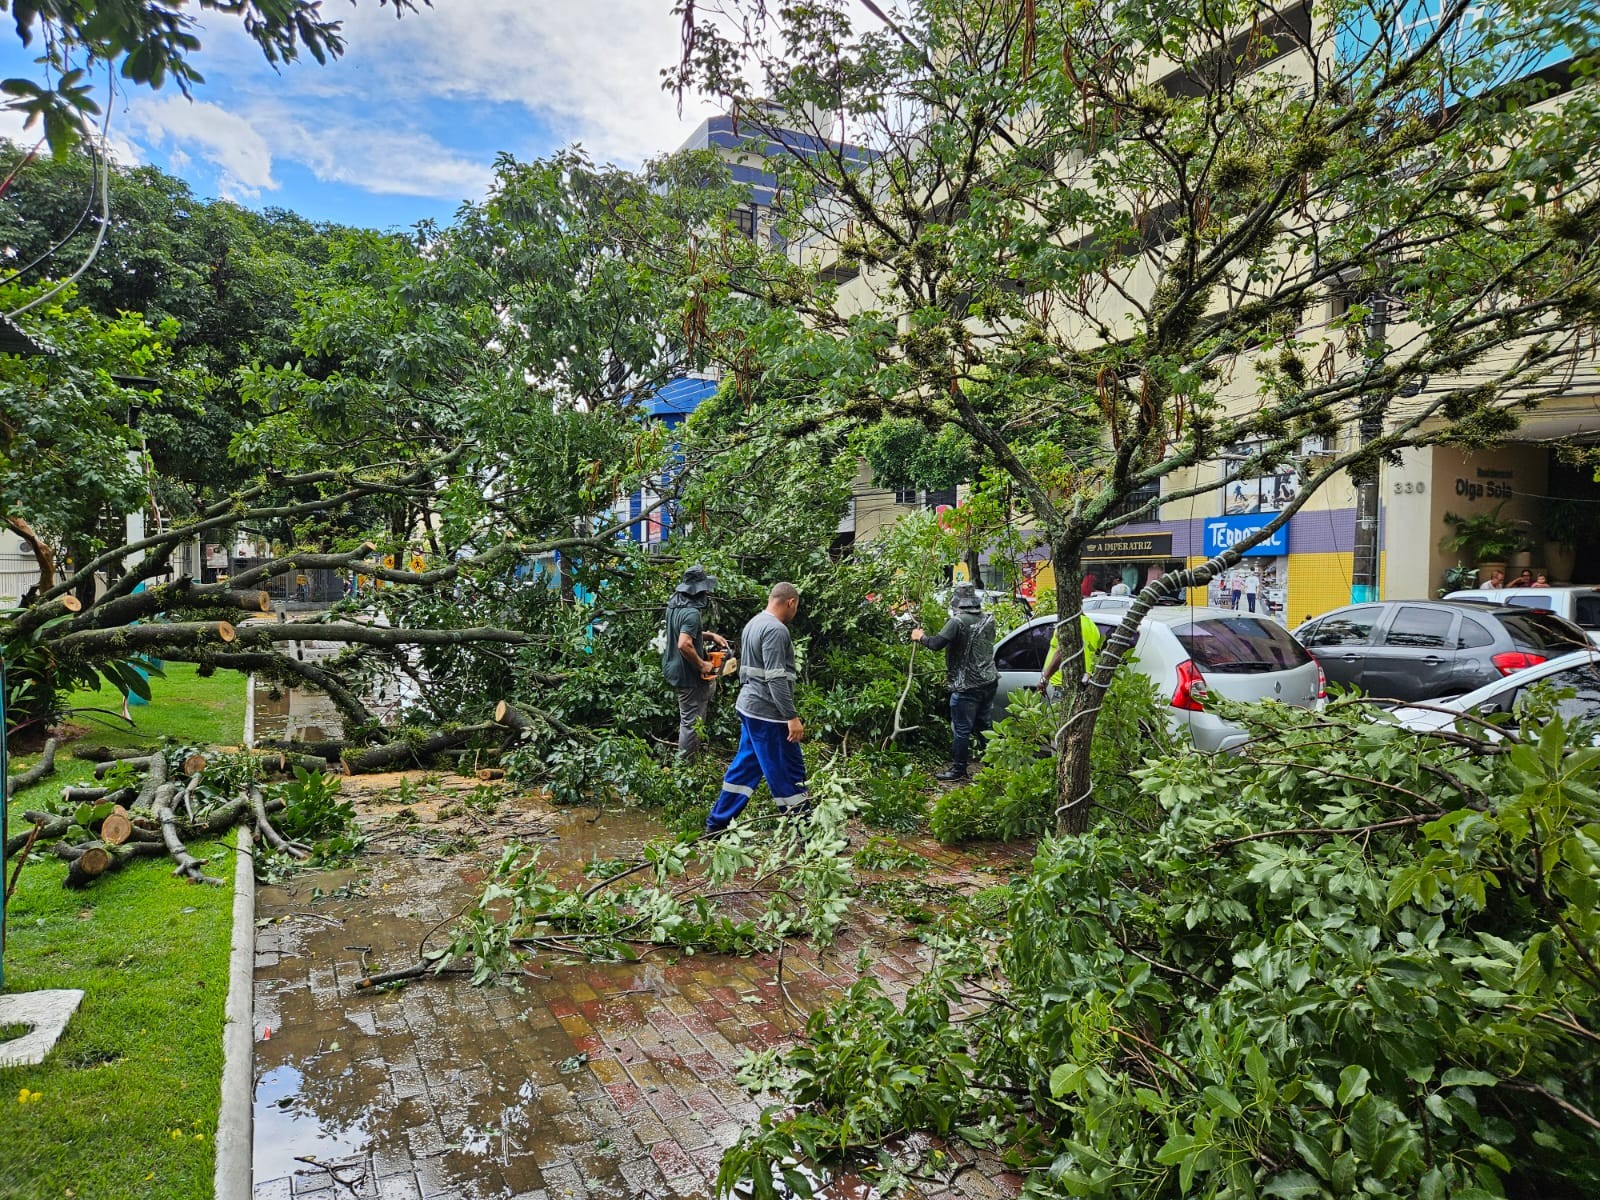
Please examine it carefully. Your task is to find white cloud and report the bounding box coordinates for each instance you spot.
[130,95,277,198]
[330,0,722,164]
[72,1,891,212]
[265,109,495,198]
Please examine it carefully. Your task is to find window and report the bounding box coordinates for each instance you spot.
[1104,479,1161,522]
[1499,611,1591,654]
[1576,595,1600,630]
[894,487,918,505]
[1496,663,1600,724]
[1384,606,1454,649]
[735,206,759,240]
[995,623,1052,672]
[1303,606,1381,647]
[1507,594,1555,612]
[1457,618,1495,649]
[1175,617,1311,672]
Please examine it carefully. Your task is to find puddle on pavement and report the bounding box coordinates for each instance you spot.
[254,1064,370,1181]
[252,770,1024,1199]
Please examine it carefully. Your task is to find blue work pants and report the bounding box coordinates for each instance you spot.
[706,714,808,832]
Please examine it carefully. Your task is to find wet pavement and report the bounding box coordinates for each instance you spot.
[251,783,1030,1200]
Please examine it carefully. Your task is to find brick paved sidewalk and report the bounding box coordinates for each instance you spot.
[252,801,1029,1200]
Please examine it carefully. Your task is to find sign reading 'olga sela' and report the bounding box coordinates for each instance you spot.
[1203,514,1290,558]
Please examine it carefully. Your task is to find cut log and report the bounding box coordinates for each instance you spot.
[60,840,165,888]
[218,620,238,643]
[342,723,496,774]
[5,812,70,856]
[60,595,82,613]
[475,768,506,781]
[134,753,167,810]
[493,701,587,742]
[100,807,134,847]
[6,736,60,797]
[254,738,346,761]
[74,745,155,763]
[182,753,209,777]
[94,753,160,779]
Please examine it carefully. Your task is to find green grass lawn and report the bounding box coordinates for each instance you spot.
[0,665,246,1199]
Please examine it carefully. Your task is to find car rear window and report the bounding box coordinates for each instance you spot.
[1575,595,1600,629]
[1174,617,1312,673]
[1497,611,1592,653]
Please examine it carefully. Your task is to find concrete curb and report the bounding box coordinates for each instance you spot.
[215,825,255,1200]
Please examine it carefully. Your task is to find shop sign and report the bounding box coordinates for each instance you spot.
[1082,533,1173,560]
[1454,467,1514,501]
[1203,514,1288,558]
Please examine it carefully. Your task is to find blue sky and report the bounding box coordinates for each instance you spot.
[0,1,725,231]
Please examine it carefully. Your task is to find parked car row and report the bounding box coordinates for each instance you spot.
[989,592,1597,753]
[993,607,1323,752]
[1293,599,1590,702]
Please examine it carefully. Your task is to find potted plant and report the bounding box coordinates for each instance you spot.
[1542,498,1583,584]
[1437,561,1479,596]
[1440,503,1524,579]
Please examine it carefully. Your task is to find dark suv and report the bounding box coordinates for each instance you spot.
[1293,600,1591,702]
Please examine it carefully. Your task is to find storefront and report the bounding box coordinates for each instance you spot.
[1080,532,1186,599]
[1200,514,1290,617]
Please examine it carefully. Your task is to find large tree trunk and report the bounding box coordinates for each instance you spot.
[7,516,54,591]
[1049,553,1101,836]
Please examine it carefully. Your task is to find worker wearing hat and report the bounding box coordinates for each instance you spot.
[661,565,729,760]
[912,581,999,780]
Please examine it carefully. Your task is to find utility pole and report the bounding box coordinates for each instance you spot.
[1350,292,1387,603]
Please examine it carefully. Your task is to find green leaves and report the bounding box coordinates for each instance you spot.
[720,690,1600,1196]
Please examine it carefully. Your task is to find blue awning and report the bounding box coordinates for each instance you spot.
[641,375,719,419]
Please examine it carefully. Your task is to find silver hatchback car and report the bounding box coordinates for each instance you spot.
[993,606,1324,752]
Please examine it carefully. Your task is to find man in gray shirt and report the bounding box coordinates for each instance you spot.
[706,582,808,833]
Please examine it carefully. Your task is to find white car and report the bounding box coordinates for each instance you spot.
[993,607,1324,753]
[1389,648,1600,733]
[1444,587,1600,647]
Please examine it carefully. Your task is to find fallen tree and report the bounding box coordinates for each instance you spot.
[13,746,320,888]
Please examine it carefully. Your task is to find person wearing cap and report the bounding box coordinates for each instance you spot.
[912,582,999,781]
[662,565,729,760]
[707,582,809,834]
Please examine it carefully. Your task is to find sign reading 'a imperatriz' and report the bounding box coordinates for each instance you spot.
[1082,533,1174,560]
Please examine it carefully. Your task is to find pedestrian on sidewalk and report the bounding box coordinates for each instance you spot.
[912,581,998,781]
[706,582,808,834]
[662,565,729,761]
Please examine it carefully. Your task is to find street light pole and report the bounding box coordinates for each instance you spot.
[1350,293,1387,603]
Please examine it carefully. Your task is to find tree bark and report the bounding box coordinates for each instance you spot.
[72,745,154,763]
[1048,556,1100,836]
[342,723,497,773]
[51,620,525,661]
[155,788,224,886]
[7,516,54,591]
[6,736,60,797]
[251,786,309,859]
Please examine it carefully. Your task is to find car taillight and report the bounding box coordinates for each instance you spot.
[1315,660,1326,699]
[1492,651,1547,675]
[1173,659,1208,711]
